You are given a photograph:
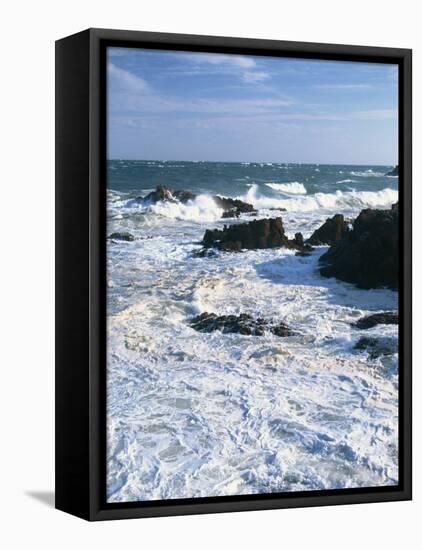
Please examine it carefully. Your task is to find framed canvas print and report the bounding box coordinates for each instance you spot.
[55,28,412,521]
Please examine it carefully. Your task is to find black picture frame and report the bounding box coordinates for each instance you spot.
[55,28,412,521]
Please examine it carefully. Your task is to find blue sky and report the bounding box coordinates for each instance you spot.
[107,47,398,164]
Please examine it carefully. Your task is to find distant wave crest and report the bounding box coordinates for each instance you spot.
[240,184,398,213]
[350,169,385,178]
[265,182,307,195]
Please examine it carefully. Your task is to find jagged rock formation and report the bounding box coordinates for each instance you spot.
[307,214,350,246]
[202,217,312,253]
[319,204,398,289]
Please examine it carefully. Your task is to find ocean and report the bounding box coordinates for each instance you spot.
[106,160,399,503]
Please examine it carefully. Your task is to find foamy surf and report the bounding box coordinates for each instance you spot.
[266,182,307,194]
[106,160,399,502]
[240,184,397,213]
[150,195,224,222]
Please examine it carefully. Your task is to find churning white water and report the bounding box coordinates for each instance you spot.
[106,161,399,502]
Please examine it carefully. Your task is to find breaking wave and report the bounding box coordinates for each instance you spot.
[265,182,307,195]
[240,185,397,213]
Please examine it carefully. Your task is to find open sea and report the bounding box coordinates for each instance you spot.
[106,160,399,503]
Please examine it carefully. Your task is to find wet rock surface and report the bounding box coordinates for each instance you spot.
[319,205,398,289]
[190,312,296,337]
[353,312,398,330]
[386,165,399,177]
[354,336,397,358]
[202,217,312,253]
[213,196,257,217]
[307,214,350,246]
[108,232,135,242]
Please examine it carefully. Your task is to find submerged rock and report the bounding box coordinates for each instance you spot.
[190,312,296,337]
[108,232,135,242]
[307,214,350,246]
[386,165,399,177]
[319,206,398,289]
[354,336,397,358]
[353,312,399,330]
[192,248,219,258]
[202,217,313,253]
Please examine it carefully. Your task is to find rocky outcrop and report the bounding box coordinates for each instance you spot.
[386,165,399,177]
[108,232,135,242]
[190,312,296,337]
[319,205,398,289]
[141,186,255,218]
[307,214,350,246]
[143,185,176,203]
[354,336,397,358]
[213,196,256,217]
[353,312,398,330]
[202,217,312,253]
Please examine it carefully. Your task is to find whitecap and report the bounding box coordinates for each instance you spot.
[350,170,385,178]
[150,195,224,223]
[266,182,307,195]
[239,184,397,213]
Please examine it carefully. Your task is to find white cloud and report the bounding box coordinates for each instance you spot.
[108,63,149,92]
[183,52,256,69]
[110,92,293,116]
[314,83,373,90]
[178,52,272,84]
[242,71,270,83]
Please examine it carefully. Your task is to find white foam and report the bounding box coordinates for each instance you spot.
[240,184,397,213]
[266,182,307,195]
[150,195,224,223]
[106,243,399,502]
[350,169,385,178]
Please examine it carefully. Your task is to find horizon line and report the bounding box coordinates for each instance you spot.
[107,158,397,167]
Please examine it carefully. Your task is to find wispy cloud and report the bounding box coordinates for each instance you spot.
[108,62,293,115]
[181,52,256,69]
[314,83,373,90]
[177,52,272,84]
[108,63,149,92]
[242,71,270,83]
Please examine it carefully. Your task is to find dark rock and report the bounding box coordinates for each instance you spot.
[269,207,287,212]
[213,196,257,217]
[354,336,397,358]
[192,248,219,258]
[143,185,176,203]
[141,186,255,219]
[386,165,399,177]
[353,312,398,330]
[202,217,313,253]
[108,232,135,242]
[307,214,350,246]
[319,206,398,289]
[142,185,192,204]
[221,209,241,219]
[173,189,196,202]
[190,312,296,337]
